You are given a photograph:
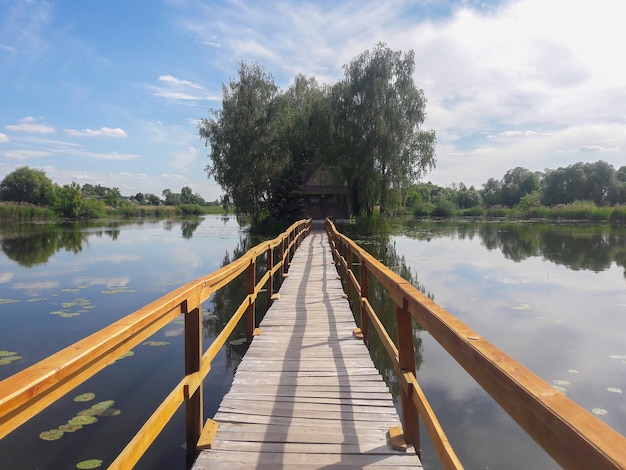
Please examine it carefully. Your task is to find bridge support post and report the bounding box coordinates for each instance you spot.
[397,297,420,453]
[246,259,256,344]
[184,305,202,460]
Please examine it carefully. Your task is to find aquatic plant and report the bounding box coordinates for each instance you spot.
[74,392,96,402]
[142,341,170,347]
[0,351,21,366]
[90,400,115,413]
[69,415,98,426]
[76,459,103,469]
[39,429,64,441]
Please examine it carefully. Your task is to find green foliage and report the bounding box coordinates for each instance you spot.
[0,202,55,220]
[609,206,626,223]
[55,183,84,218]
[79,199,107,218]
[333,43,436,216]
[268,166,304,223]
[0,166,56,206]
[177,204,204,215]
[431,199,456,217]
[200,61,289,224]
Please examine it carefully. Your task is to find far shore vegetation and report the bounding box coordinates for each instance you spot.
[0,166,231,222]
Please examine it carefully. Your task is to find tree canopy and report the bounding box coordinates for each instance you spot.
[199,43,437,221]
[0,166,56,206]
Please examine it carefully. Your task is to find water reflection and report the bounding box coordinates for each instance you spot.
[203,231,275,371]
[0,219,210,267]
[401,221,626,277]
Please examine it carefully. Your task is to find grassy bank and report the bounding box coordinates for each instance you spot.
[0,202,232,222]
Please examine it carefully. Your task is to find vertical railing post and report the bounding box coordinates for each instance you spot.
[266,245,274,304]
[346,246,353,304]
[280,236,287,277]
[360,260,370,348]
[396,297,420,452]
[246,257,256,344]
[184,303,202,460]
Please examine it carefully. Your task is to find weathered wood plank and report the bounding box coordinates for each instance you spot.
[192,231,421,469]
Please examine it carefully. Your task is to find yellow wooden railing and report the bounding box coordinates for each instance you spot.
[326,218,626,470]
[0,218,311,469]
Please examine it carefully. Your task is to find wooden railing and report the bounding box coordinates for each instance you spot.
[326,219,626,470]
[0,218,311,469]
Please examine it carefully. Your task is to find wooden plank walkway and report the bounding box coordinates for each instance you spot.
[192,230,422,469]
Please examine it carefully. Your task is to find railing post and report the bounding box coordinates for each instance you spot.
[396,297,420,453]
[184,304,202,460]
[360,260,369,348]
[280,236,287,277]
[267,245,274,304]
[346,246,353,304]
[246,258,256,343]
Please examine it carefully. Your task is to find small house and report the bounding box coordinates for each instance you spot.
[301,163,350,220]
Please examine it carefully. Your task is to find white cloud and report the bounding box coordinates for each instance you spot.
[0,133,8,143]
[6,116,55,134]
[64,127,128,137]
[150,74,221,102]
[161,173,186,182]
[63,149,141,160]
[0,149,54,159]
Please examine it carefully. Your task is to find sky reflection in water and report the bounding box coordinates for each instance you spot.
[392,222,626,469]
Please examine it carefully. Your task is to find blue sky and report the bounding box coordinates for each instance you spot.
[1,0,625,201]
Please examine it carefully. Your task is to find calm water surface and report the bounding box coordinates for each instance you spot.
[0,217,624,469]
[383,220,626,469]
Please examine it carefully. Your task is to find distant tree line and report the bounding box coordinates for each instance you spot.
[404,160,626,218]
[199,42,437,224]
[0,166,219,219]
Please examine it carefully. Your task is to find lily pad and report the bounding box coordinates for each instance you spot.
[98,408,121,417]
[91,400,115,412]
[142,341,170,347]
[229,338,247,346]
[0,355,22,365]
[58,424,82,433]
[592,408,608,416]
[0,350,17,357]
[77,408,100,417]
[40,429,64,441]
[0,298,20,305]
[607,387,622,394]
[76,459,103,469]
[74,392,96,402]
[69,415,98,426]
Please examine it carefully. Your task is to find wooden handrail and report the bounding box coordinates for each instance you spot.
[326,218,626,470]
[0,218,311,468]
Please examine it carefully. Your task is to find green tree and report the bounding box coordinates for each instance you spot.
[104,187,122,208]
[200,61,289,224]
[333,43,436,216]
[55,182,83,218]
[0,166,56,205]
[181,186,194,204]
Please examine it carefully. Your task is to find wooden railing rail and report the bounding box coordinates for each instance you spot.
[0,218,311,469]
[326,218,626,470]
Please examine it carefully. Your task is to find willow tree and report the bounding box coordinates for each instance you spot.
[199,62,289,223]
[334,43,436,215]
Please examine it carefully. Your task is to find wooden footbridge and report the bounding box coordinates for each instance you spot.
[2,218,626,469]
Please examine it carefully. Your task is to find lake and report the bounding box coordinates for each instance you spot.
[0,216,624,469]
